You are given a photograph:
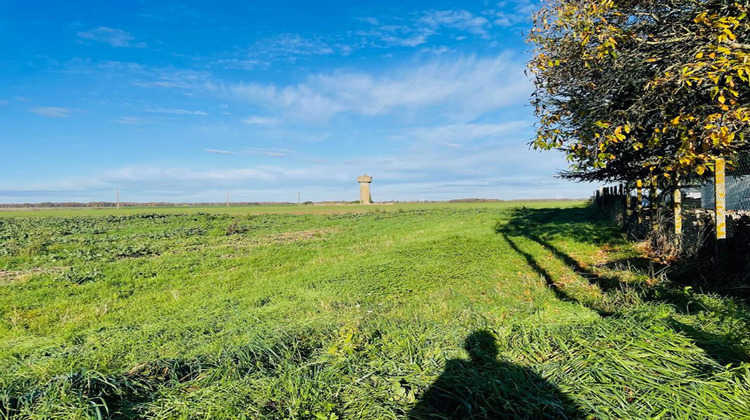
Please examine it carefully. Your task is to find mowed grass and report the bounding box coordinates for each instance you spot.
[0,202,748,419]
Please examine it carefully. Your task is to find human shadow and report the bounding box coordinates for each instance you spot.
[496,206,750,366]
[408,330,585,420]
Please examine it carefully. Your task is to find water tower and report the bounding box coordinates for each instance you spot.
[357,175,372,204]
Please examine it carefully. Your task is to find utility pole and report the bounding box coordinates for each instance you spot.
[116,188,120,209]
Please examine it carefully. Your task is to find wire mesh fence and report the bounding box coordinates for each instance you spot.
[592,152,750,276]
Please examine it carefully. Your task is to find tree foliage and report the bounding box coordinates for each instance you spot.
[528,0,750,183]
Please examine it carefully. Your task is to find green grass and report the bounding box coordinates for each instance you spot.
[0,202,748,419]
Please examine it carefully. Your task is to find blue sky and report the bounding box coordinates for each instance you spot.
[0,0,593,203]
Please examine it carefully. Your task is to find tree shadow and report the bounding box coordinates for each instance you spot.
[495,206,750,366]
[408,330,585,420]
[501,232,601,311]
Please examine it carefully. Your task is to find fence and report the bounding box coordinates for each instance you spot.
[593,152,750,274]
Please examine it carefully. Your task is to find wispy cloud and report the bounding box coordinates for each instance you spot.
[393,121,531,144]
[357,25,433,48]
[204,147,295,157]
[487,1,538,27]
[241,115,281,126]
[0,138,590,202]
[29,107,73,117]
[205,148,234,155]
[241,148,296,157]
[212,58,266,70]
[114,116,154,125]
[357,8,495,48]
[214,33,352,69]
[77,27,146,48]
[216,52,531,122]
[142,106,208,116]
[255,33,350,60]
[420,10,491,37]
[0,99,8,106]
[216,6,509,67]
[133,69,210,88]
[420,45,455,55]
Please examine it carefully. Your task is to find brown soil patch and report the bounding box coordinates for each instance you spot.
[0,267,64,285]
[265,228,338,243]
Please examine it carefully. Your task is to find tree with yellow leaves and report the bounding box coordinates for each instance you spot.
[528,0,749,184]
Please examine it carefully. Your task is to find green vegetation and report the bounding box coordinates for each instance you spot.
[1,202,748,419]
[529,0,749,182]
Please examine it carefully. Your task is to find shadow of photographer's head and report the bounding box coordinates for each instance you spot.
[463,330,498,364]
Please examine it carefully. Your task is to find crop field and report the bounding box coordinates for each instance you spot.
[1,202,749,419]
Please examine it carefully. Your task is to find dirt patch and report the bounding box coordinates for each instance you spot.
[264,228,338,243]
[167,228,339,256]
[0,267,64,286]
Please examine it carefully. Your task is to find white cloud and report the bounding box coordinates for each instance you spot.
[115,116,152,125]
[357,17,379,25]
[213,58,266,70]
[142,106,208,116]
[241,148,296,157]
[133,69,211,89]
[205,148,234,155]
[29,107,72,118]
[489,1,538,27]
[77,27,145,48]
[215,33,353,68]
[395,121,530,144]
[255,33,344,59]
[218,52,531,122]
[420,46,455,55]
[357,8,496,48]
[357,26,433,48]
[241,115,281,126]
[420,10,491,37]
[0,138,593,203]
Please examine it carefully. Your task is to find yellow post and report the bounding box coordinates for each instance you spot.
[650,175,659,232]
[673,187,682,237]
[715,158,726,240]
[715,158,727,268]
[636,179,643,225]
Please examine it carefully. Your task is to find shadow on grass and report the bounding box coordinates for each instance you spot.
[409,330,584,420]
[1,332,323,419]
[496,206,750,366]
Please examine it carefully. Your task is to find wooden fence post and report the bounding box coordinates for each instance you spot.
[650,176,659,232]
[673,184,682,239]
[625,183,632,220]
[715,158,727,269]
[636,179,643,225]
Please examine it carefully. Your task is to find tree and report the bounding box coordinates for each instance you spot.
[528,0,750,184]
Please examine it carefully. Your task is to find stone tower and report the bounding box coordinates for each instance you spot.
[357,175,372,204]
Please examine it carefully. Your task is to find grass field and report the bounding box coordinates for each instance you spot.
[1,202,748,419]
